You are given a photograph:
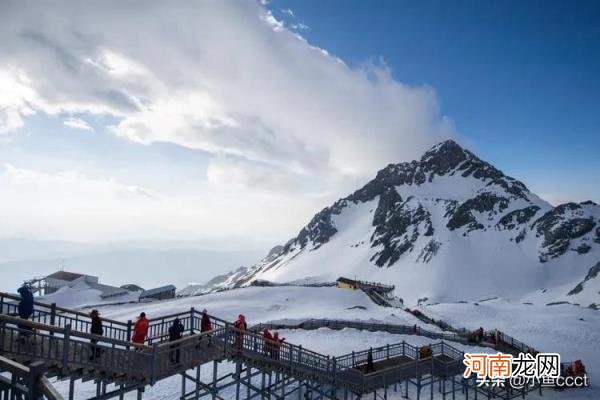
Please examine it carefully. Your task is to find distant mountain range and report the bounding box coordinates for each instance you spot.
[0,239,264,292]
[212,140,599,307]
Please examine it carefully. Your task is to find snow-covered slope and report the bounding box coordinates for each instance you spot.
[221,140,600,305]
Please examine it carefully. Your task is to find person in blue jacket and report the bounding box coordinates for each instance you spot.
[17,286,34,335]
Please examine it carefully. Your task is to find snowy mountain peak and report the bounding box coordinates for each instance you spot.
[221,140,599,306]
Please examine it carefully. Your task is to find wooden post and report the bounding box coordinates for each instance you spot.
[195,364,201,400]
[212,361,218,400]
[126,320,133,342]
[181,373,186,400]
[150,343,159,384]
[28,360,44,400]
[69,377,75,400]
[190,307,195,334]
[50,303,56,326]
[62,323,71,374]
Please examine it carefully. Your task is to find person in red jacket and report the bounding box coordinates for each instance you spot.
[200,309,213,333]
[262,328,274,357]
[233,314,247,349]
[132,312,149,345]
[272,332,285,360]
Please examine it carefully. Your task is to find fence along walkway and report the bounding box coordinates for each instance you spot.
[0,293,470,395]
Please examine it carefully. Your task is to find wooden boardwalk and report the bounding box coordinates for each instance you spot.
[0,292,543,400]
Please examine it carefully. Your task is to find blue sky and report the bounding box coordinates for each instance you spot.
[272,0,600,203]
[0,1,597,243]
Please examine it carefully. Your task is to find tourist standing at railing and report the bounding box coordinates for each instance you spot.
[168,317,185,364]
[17,286,34,338]
[132,312,149,346]
[234,314,247,349]
[366,349,375,373]
[89,309,104,361]
[262,328,274,357]
[272,332,285,360]
[200,309,212,333]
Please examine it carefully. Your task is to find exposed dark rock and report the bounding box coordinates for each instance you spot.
[416,240,441,263]
[567,261,600,296]
[497,206,541,230]
[447,193,509,231]
[574,243,592,254]
[370,195,432,267]
[534,203,596,261]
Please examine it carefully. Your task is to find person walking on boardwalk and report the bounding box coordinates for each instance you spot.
[200,309,212,333]
[262,328,274,358]
[132,312,149,346]
[233,314,247,350]
[89,309,104,361]
[17,286,34,338]
[168,317,185,364]
[272,332,285,360]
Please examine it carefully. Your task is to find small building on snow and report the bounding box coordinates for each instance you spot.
[45,271,99,294]
[140,285,176,301]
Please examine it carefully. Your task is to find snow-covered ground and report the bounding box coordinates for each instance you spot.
[95,286,430,328]
[38,281,141,308]
[425,299,599,400]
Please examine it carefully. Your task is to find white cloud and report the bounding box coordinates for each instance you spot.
[64,117,93,131]
[290,22,310,31]
[0,164,322,242]
[0,1,455,242]
[282,8,295,17]
[0,1,452,179]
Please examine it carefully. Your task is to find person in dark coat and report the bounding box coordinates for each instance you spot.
[169,318,185,364]
[89,309,103,361]
[366,349,375,373]
[200,309,212,333]
[17,286,34,336]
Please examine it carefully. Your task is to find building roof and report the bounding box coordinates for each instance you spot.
[46,271,85,282]
[140,285,176,298]
[89,283,131,299]
[337,277,357,285]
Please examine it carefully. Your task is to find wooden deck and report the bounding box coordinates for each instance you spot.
[0,293,480,397]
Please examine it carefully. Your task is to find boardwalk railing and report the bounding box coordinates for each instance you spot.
[254,318,469,344]
[1,299,472,394]
[0,355,64,400]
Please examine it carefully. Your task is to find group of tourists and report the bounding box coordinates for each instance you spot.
[261,328,285,359]
[14,286,286,366]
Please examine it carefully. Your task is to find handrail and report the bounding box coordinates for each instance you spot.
[0,314,146,349]
[0,291,128,326]
[1,305,472,394]
[254,318,469,344]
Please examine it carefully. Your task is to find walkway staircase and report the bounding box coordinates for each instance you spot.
[0,292,542,400]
